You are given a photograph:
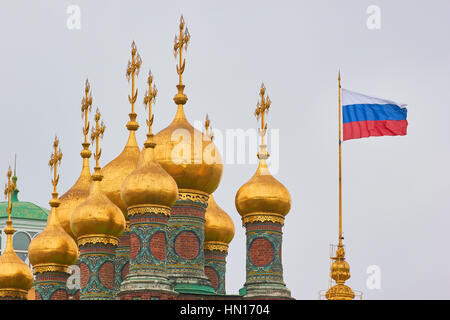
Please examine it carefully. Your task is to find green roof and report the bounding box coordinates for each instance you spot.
[0,177,49,221]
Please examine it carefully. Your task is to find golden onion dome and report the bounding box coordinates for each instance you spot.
[28,196,79,271]
[121,135,178,209]
[0,221,34,294]
[235,159,291,217]
[205,194,235,245]
[101,130,140,218]
[29,137,79,272]
[58,155,91,240]
[154,105,223,194]
[71,168,126,241]
[102,42,143,219]
[155,17,222,194]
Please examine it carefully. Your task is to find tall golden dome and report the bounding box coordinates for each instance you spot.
[58,80,93,240]
[28,137,78,273]
[0,167,33,299]
[204,194,235,249]
[121,71,178,210]
[71,109,126,245]
[235,84,291,223]
[101,42,142,218]
[154,16,222,195]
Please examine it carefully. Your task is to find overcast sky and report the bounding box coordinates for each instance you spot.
[1,0,449,299]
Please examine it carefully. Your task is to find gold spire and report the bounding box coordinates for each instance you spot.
[173,15,190,106]
[0,167,33,299]
[154,16,223,196]
[71,110,125,245]
[121,71,178,211]
[101,42,142,218]
[235,84,291,225]
[58,80,92,239]
[28,137,79,274]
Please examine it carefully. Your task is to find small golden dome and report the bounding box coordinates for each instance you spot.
[28,198,79,271]
[101,130,140,218]
[154,105,223,194]
[71,169,126,241]
[0,222,34,294]
[235,159,291,217]
[121,136,178,209]
[58,156,91,240]
[205,194,235,244]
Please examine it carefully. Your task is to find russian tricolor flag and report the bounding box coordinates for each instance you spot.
[342,89,408,141]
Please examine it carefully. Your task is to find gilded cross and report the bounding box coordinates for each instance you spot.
[48,136,63,194]
[143,70,157,135]
[4,167,15,220]
[81,79,92,143]
[90,108,105,168]
[126,41,142,114]
[254,83,271,136]
[173,15,190,85]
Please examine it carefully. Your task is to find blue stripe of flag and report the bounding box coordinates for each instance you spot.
[342,104,407,124]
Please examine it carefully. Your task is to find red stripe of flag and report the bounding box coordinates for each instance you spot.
[343,120,408,141]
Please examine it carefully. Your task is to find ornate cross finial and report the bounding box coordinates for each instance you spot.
[174,15,190,87]
[49,136,62,203]
[204,114,214,141]
[4,166,15,221]
[254,83,271,160]
[126,42,142,118]
[90,108,105,176]
[143,70,157,137]
[254,82,271,134]
[81,79,93,159]
[81,79,92,141]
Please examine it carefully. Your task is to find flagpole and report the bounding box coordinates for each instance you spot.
[338,71,342,247]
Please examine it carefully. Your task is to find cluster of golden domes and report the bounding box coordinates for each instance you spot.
[0,16,297,299]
